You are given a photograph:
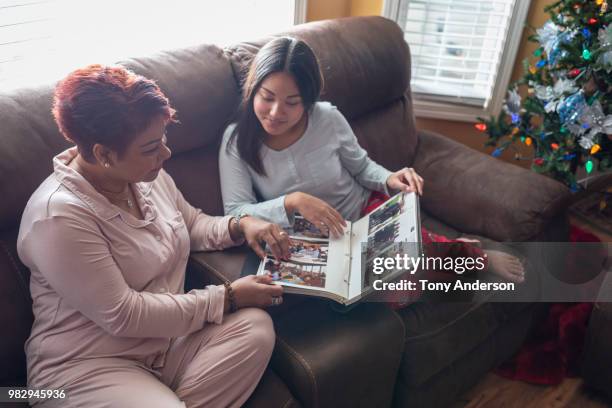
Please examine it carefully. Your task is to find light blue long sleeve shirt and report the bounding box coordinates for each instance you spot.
[219,102,392,227]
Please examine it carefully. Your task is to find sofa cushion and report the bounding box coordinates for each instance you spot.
[120,43,241,154]
[164,145,226,216]
[350,95,418,172]
[0,87,70,228]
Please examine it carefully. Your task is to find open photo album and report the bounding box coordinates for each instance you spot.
[255,192,423,305]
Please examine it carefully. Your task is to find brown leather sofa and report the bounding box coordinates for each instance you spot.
[0,16,593,408]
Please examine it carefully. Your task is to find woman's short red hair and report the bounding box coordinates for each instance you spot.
[52,64,176,162]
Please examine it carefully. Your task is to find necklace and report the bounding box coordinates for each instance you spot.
[96,184,135,208]
[71,157,135,208]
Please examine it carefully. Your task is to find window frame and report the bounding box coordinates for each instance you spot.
[294,0,308,24]
[382,0,531,122]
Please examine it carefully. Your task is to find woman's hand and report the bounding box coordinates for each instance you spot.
[229,274,284,310]
[386,167,424,195]
[239,216,290,260]
[285,192,346,238]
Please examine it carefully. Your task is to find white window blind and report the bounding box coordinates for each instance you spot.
[0,0,304,91]
[384,0,530,120]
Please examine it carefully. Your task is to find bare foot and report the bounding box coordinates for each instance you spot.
[484,250,525,283]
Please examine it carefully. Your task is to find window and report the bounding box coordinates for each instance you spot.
[0,0,307,91]
[383,0,531,121]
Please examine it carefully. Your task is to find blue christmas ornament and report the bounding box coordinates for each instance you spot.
[557,91,586,124]
[548,31,574,66]
[511,113,520,124]
[536,59,547,68]
[492,148,503,158]
[582,28,591,39]
[540,132,547,140]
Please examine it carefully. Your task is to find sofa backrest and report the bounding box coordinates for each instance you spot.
[0,16,416,385]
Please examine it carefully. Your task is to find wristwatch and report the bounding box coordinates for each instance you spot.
[235,213,250,235]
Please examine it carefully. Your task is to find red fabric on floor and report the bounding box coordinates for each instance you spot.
[494,225,598,385]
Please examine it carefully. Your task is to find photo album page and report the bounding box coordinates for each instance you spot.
[256,192,422,304]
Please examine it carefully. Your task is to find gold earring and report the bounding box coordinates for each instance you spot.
[104,162,110,168]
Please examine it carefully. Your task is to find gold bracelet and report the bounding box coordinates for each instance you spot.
[223,280,237,313]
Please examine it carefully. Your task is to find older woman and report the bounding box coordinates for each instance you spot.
[17,64,290,408]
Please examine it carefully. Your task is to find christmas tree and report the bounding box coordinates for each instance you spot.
[476,0,611,192]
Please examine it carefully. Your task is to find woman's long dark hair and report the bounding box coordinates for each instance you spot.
[228,37,323,175]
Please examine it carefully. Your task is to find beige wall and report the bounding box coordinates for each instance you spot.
[349,0,383,16]
[306,0,382,21]
[307,0,350,21]
[307,0,554,168]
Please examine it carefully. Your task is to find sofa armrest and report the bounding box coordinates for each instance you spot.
[413,130,571,241]
[271,299,405,408]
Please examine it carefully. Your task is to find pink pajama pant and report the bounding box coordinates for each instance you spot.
[35,308,274,408]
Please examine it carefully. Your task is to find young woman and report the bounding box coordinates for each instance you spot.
[219,37,525,284]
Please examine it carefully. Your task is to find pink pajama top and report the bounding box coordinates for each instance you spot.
[17,147,240,388]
